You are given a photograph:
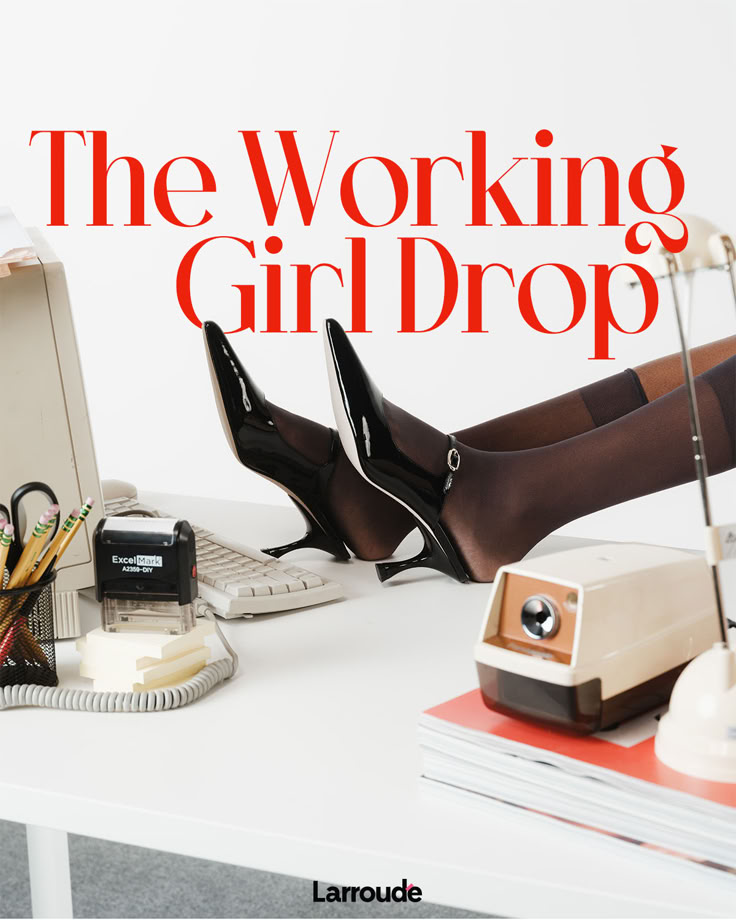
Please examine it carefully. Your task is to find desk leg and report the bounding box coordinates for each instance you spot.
[26,824,73,919]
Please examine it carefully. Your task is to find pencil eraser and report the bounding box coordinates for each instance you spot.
[4,524,14,536]
[85,497,95,506]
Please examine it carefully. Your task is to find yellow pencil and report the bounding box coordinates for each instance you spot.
[47,497,95,572]
[26,508,80,586]
[0,524,13,586]
[6,506,59,590]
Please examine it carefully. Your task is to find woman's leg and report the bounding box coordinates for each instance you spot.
[384,356,736,581]
[265,401,415,561]
[268,335,736,560]
[453,335,736,450]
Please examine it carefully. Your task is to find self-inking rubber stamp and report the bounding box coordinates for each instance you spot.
[94,517,197,634]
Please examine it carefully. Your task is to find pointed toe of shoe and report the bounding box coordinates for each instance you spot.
[202,319,271,449]
[202,319,227,351]
[323,318,360,391]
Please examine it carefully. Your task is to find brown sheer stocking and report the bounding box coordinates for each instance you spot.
[267,401,414,560]
[453,335,736,451]
[386,357,736,582]
[266,337,736,564]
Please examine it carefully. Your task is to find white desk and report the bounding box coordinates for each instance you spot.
[1,494,734,919]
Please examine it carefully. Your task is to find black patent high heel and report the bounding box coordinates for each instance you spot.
[261,494,348,559]
[375,520,465,583]
[323,318,470,584]
[203,321,350,561]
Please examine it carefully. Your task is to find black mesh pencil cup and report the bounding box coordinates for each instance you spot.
[0,571,57,688]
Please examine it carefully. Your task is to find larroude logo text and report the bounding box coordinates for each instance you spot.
[312,878,422,903]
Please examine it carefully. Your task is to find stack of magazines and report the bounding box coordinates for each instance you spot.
[419,690,736,878]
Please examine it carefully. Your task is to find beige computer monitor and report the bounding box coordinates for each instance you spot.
[0,228,103,638]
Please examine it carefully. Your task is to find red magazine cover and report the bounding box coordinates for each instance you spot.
[422,689,736,876]
[425,689,736,808]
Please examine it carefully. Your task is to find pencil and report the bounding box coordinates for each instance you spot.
[0,524,13,586]
[0,509,56,630]
[48,497,94,571]
[0,615,46,668]
[6,506,58,590]
[26,508,80,586]
[0,498,94,669]
[0,618,21,664]
[0,603,46,665]
[17,630,47,667]
[0,582,46,650]
[0,576,45,663]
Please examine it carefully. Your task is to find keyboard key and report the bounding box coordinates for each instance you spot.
[261,576,288,595]
[225,581,254,597]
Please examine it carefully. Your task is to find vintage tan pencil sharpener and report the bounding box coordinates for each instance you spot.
[474,543,721,733]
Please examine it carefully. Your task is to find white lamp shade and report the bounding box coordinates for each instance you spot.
[629,214,730,277]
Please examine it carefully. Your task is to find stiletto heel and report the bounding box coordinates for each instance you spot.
[375,520,467,583]
[262,497,350,560]
[324,318,471,584]
[203,321,351,561]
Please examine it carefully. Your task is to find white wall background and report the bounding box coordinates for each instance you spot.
[1,0,735,552]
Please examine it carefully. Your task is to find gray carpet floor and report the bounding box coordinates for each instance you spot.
[0,820,492,919]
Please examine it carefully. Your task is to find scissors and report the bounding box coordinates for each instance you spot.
[0,482,60,566]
